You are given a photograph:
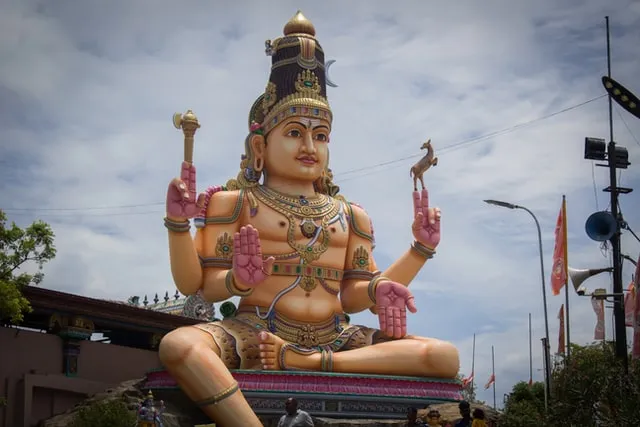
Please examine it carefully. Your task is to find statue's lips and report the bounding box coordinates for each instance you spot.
[296,157,317,165]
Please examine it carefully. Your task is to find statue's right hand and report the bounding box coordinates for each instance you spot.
[166,161,206,220]
[232,225,275,289]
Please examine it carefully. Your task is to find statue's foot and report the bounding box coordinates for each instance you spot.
[258,331,318,370]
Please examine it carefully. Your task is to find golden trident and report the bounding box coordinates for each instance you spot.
[172,110,201,164]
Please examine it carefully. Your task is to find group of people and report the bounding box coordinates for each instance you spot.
[407,400,488,427]
[276,397,489,427]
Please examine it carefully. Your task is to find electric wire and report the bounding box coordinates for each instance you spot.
[1,94,607,217]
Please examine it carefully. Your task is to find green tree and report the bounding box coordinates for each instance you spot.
[549,342,640,426]
[0,210,56,324]
[500,381,546,426]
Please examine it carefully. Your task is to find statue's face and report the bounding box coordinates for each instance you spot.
[262,117,330,182]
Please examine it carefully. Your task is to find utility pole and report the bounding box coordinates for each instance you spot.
[583,16,635,371]
[604,16,628,371]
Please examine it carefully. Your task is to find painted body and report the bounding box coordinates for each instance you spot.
[410,139,439,191]
[158,11,459,427]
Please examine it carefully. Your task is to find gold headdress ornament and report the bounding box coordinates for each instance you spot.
[227,11,339,200]
[248,10,332,134]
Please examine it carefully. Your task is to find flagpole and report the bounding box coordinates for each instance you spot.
[492,345,496,410]
[562,195,571,360]
[529,313,533,385]
[471,333,476,396]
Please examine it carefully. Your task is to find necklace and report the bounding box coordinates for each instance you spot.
[252,186,340,292]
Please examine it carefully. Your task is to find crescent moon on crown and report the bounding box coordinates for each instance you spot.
[325,59,338,88]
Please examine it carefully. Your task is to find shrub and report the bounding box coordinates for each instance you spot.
[68,399,137,427]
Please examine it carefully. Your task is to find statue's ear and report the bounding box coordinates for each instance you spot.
[250,134,266,157]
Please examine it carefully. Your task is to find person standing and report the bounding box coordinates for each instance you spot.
[277,398,314,427]
[454,401,472,427]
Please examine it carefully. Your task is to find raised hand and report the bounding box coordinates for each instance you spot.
[375,280,417,338]
[412,188,441,249]
[232,225,275,289]
[166,161,207,220]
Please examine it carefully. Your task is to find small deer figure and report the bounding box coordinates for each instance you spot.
[409,139,438,191]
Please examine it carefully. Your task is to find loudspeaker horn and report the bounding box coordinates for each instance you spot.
[585,211,617,242]
[568,266,613,295]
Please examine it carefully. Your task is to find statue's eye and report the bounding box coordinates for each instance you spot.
[315,133,328,142]
[287,129,302,137]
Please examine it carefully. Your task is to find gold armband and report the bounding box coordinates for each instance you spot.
[164,217,190,233]
[193,381,239,407]
[225,270,254,297]
[411,241,436,259]
[368,275,389,304]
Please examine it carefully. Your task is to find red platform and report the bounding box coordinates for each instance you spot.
[144,369,462,418]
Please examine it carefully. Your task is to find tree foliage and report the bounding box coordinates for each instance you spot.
[0,210,56,324]
[500,381,546,427]
[500,342,640,426]
[549,342,640,426]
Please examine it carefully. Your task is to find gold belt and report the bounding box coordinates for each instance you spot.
[235,306,347,348]
[271,262,343,281]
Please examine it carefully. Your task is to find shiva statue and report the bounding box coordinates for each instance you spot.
[136,391,165,427]
[159,11,460,426]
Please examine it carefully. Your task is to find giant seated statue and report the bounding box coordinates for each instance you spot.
[158,11,460,426]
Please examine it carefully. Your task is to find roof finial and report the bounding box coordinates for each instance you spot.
[283,10,316,37]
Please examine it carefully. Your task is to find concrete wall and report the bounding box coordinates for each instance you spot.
[0,327,163,427]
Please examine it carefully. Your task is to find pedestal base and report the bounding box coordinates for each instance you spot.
[144,369,462,420]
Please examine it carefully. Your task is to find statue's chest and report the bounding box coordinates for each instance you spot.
[245,201,349,249]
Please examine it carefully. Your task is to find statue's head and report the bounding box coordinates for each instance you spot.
[228,11,339,196]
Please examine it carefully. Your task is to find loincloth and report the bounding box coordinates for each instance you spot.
[191,306,394,369]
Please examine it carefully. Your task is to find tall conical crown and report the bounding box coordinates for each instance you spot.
[249,11,332,134]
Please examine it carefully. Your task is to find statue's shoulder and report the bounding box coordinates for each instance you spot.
[195,186,246,228]
[338,196,375,244]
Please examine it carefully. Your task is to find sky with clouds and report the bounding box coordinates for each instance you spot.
[1,0,640,408]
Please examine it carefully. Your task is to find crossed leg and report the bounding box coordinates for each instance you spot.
[259,331,459,378]
[158,327,263,427]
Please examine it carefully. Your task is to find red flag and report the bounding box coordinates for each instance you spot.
[625,281,635,327]
[462,372,474,388]
[484,373,495,389]
[632,254,640,359]
[557,304,566,355]
[551,198,568,296]
[591,297,605,340]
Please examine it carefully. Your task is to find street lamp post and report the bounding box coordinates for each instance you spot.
[483,199,552,407]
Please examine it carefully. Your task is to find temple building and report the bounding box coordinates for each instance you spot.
[121,290,217,322]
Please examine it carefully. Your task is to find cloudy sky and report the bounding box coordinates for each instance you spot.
[2,0,640,408]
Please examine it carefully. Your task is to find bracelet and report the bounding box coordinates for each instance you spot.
[164,217,191,233]
[367,275,389,304]
[225,270,254,297]
[411,241,436,259]
[193,381,239,407]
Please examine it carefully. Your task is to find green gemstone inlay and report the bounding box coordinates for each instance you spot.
[304,81,313,87]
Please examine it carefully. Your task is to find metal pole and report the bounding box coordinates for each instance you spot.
[562,196,571,360]
[605,15,628,370]
[541,338,549,412]
[529,313,533,384]
[517,205,553,401]
[492,345,496,410]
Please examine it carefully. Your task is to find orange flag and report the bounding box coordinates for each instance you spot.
[484,373,495,389]
[551,197,568,296]
[557,304,565,355]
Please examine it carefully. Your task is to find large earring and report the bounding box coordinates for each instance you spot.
[253,155,264,172]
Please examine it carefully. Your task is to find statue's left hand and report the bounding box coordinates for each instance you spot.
[375,280,417,338]
[412,188,441,249]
